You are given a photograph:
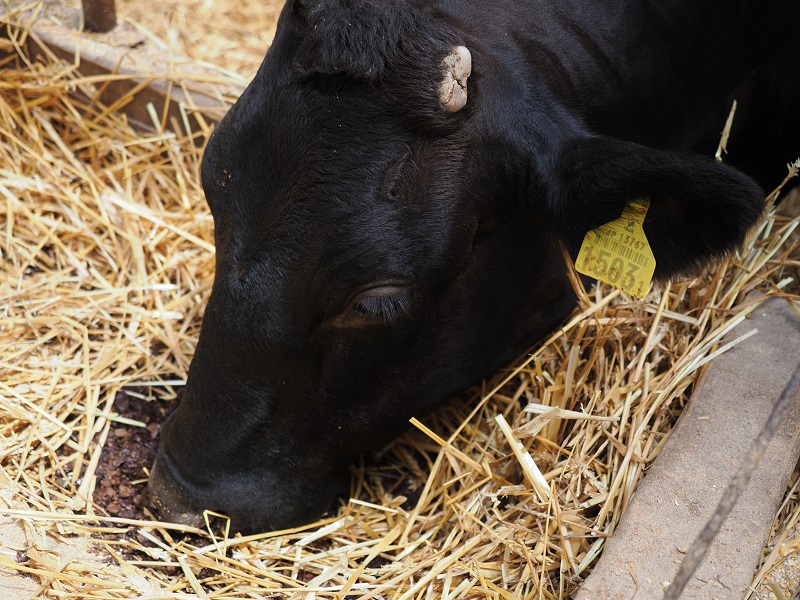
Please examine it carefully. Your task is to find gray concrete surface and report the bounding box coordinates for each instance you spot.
[575,297,800,600]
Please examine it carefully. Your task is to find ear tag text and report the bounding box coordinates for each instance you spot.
[575,198,656,299]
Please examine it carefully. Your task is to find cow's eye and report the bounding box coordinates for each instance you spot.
[350,286,412,322]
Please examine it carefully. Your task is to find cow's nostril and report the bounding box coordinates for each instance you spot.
[148,454,205,528]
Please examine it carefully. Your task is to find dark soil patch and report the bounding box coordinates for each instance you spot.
[94,389,177,520]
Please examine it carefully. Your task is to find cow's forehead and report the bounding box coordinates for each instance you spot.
[210,56,474,216]
[217,75,411,187]
[206,90,472,303]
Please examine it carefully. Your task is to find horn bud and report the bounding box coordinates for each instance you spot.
[439,46,471,112]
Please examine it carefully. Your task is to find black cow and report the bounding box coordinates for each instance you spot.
[149,0,799,532]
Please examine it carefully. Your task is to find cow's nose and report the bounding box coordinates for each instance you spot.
[148,453,205,528]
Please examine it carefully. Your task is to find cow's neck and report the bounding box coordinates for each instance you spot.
[427,0,784,151]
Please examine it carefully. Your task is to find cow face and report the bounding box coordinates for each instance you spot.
[150,0,765,532]
[148,0,579,532]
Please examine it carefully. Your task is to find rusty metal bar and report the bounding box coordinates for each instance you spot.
[82,0,117,33]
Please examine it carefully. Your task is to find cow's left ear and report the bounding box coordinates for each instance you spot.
[539,136,765,279]
[290,0,460,83]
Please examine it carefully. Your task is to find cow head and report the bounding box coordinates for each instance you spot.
[149,0,764,532]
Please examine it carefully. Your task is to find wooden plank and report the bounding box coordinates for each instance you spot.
[1,3,245,134]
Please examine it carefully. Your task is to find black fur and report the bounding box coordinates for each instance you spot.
[149,0,800,533]
[292,0,457,80]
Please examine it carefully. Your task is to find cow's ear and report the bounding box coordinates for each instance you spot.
[540,136,765,279]
[288,0,425,79]
[287,0,460,85]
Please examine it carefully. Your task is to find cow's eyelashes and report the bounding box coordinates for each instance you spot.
[350,287,412,322]
[353,296,405,319]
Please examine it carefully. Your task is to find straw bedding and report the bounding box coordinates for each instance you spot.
[114,0,281,77]
[1,3,800,599]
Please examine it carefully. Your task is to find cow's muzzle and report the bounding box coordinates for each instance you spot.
[148,408,351,533]
[148,451,206,528]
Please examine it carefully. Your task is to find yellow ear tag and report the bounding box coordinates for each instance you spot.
[575,198,656,299]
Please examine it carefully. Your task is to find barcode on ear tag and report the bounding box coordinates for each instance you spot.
[575,198,656,299]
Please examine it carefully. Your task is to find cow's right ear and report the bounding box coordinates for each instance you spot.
[538,136,765,279]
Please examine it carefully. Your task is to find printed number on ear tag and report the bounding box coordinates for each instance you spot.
[575,198,656,299]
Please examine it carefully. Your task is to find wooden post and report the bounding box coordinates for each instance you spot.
[82,0,117,33]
